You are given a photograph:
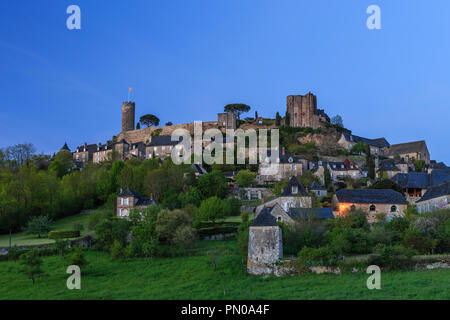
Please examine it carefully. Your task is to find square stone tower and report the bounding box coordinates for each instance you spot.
[247,207,283,275]
[287,92,323,128]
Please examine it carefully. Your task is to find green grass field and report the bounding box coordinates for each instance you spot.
[0,213,92,247]
[0,241,449,300]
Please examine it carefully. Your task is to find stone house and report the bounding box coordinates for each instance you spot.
[310,181,327,197]
[247,207,283,275]
[93,142,114,163]
[337,133,390,155]
[217,112,237,130]
[377,159,402,179]
[327,159,362,181]
[255,176,312,215]
[416,181,450,213]
[387,140,430,165]
[258,148,306,183]
[332,189,408,223]
[73,142,98,163]
[391,170,450,203]
[128,142,146,160]
[116,189,157,218]
[145,135,182,159]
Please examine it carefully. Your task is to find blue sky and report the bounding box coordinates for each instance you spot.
[0,0,449,163]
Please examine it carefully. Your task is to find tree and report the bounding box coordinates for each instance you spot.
[224,104,250,120]
[155,209,193,245]
[4,143,36,167]
[414,160,425,172]
[224,197,242,217]
[324,166,332,189]
[331,115,344,127]
[235,170,256,187]
[197,170,228,199]
[165,122,173,126]
[275,112,282,126]
[136,123,141,130]
[26,216,52,239]
[284,111,290,127]
[350,142,367,155]
[70,247,88,266]
[139,114,160,128]
[49,150,74,178]
[255,111,258,119]
[19,249,43,284]
[198,197,225,225]
[366,145,375,180]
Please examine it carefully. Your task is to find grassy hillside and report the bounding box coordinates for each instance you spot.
[0,241,449,300]
[0,213,92,247]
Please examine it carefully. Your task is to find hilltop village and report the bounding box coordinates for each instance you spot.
[61,91,450,275]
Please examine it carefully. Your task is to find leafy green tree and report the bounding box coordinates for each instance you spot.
[197,170,228,199]
[53,240,69,259]
[155,209,193,245]
[49,150,74,178]
[365,144,375,180]
[275,112,282,126]
[26,216,52,238]
[284,111,290,126]
[173,225,196,249]
[324,165,332,190]
[350,142,367,155]
[19,249,42,284]
[139,114,160,127]
[224,197,242,217]
[235,170,256,187]
[70,247,88,267]
[136,123,141,130]
[198,197,225,225]
[224,103,251,120]
[240,211,249,223]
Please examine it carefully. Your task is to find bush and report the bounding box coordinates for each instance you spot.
[368,245,417,270]
[74,223,84,233]
[156,209,193,245]
[48,230,80,239]
[282,221,328,256]
[110,240,125,259]
[173,226,196,249]
[297,246,338,267]
[240,211,249,223]
[70,247,87,267]
[402,229,436,254]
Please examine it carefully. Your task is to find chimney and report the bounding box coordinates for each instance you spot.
[150,193,153,200]
[261,197,264,204]
[84,142,87,149]
[282,147,285,156]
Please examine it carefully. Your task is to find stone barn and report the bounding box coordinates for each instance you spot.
[247,207,283,275]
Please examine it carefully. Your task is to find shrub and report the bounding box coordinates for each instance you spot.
[368,245,417,270]
[26,216,52,238]
[240,211,249,223]
[236,222,250,259]
[402,229,436,254]
[19,249,43,284]
[48,230,80,239]
[173,226,196,249]
[74,223,84,233]
[297,246,337,267]
[282,221,328,256]
[156,209,193,245]
[110,240,125,259]
[70,247,87,267]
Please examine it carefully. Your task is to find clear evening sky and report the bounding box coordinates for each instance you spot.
[0,1,449,163]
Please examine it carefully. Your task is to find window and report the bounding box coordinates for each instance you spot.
[277,216,281,222]
[125,198,129,205]
[292,186,298,194]
[119,209,122,217]
[369,205,376,213]
[390,205,397,212]
[121,198,124,205]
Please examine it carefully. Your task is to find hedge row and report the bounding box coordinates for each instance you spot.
[48,230,80,239]
[197,226,238,238]
[194,221,240,229]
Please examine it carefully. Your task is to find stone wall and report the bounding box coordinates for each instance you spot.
[255,196,313,215]
[416,195,450,213]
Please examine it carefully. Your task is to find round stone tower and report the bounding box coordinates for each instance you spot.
[121,102,135,132]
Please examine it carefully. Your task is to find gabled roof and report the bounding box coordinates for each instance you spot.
[280,176,308,196]
[289,208,334,219]
[148,135,182,147]
[335,189,408,204]
[117,189,157,206]
[342,133,390,148]
[388,140,427,155]
[328,162,347,171]
[75,143,98,153]
[310,181,326,191]
[251,207,278,226]
[417,181,450,203]
[378,159,401,172]
[264,149,304,164]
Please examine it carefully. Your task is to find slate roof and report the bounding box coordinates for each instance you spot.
[310,181,326,191]
[289,208,334,219]
[280,176,308,196]
[391,170,450,189]
[417,181,450,203]
[61,142,70,151]
[328,162,347,171]
[75,143,98,153]
[342,133,390,148]
[335,189,408,204]
[387,140,427,155]
[264,149,304,164]
[378,159,401,172]
[251,207,278,226]
[148,135,182,147]
[117,189,157,206]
